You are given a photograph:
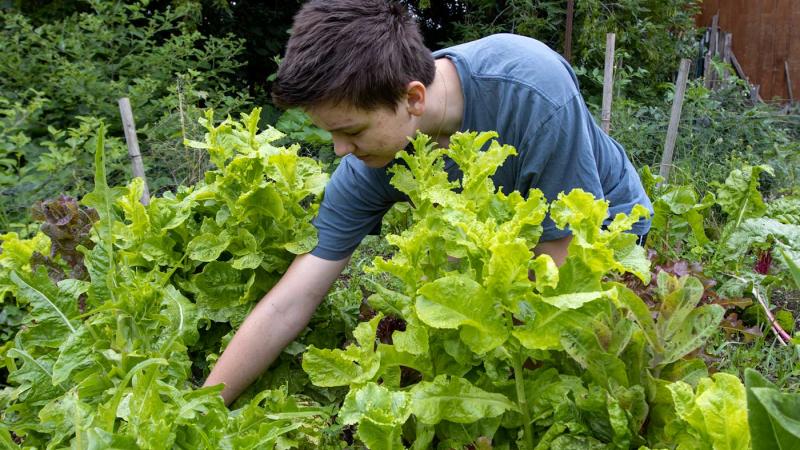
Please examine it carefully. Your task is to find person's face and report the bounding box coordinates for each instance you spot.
[306,85,426,168]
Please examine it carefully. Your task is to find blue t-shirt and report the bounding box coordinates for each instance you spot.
[311,34,653,261]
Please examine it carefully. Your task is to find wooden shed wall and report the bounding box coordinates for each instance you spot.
[697,0,799,103]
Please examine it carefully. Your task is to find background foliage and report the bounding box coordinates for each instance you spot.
[0,0,251,229]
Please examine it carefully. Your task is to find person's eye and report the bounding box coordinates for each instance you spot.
[344,129,362,137]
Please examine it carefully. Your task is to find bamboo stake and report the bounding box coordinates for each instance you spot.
[563,0,574,63]
[118,97,151,205]
[601,33,615,134]
[786,60,794,105]
[658,59,692,184]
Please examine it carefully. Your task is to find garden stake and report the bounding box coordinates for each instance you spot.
[658,59,692,185]
[601,33,615,134]
[703,13,719,89]
[118,97,151,205]
[563,0,574,63]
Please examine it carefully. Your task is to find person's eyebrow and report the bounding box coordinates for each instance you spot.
[328,123,363,133]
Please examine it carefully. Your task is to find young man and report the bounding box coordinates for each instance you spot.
[203,0,652,405]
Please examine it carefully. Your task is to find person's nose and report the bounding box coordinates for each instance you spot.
[332,136,354,157]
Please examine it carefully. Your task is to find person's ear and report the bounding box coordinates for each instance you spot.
[405,81,426,117]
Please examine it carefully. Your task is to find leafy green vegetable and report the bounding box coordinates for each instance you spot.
[0,111,339,448]
[300,131,731,448]
[666,373,750,450]
[745,368,800,450]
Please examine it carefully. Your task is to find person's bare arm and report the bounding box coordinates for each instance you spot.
[203,252,350,405]
[533,234,572,266]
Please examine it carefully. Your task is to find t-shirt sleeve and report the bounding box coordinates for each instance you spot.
[516,94,605,241]
[310,155,400,260]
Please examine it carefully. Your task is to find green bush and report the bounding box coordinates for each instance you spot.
[410,0,699,104]
[0,0,251,231]
[612,79,800,196]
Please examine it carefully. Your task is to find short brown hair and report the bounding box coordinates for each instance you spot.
[272,0,435,111]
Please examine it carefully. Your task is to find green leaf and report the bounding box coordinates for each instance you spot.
[10,269,79,339]
[391,321,429,355]
[655,275,725,367]
[339,382,411,425]
[416,275,508,354]
[667,373,750,450]
[561,330,629,388]
[715,164,773,220]
[80,125,116,299]
[6,347,65,403]
[338,383,410,450]
[52,326,94,384]
[779,248,800,289]
[529,254,559,292]
[409,375,516,424]
[724,218,800,262]
[187,231,232,262]
[539,289,616,310]
[513,300,606,352]
[189,261,254,323]
[302,316,382,387]
[236,183,285,219]
[745,368,800,450]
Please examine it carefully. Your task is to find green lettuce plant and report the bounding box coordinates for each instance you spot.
[0,110,345,448]
[301,131,740,449]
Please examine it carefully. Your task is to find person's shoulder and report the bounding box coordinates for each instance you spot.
[434,34,563,69]
[327,154,399,199]
[436,34,579,107]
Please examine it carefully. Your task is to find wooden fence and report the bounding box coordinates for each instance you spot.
[697,0,799,103]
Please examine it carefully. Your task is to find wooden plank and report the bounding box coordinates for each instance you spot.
[659,59,692,184]
[791,1,800,104]
[761,0,778,100]
[700,0,799,101]
[563,0,574,63]
[601,33,615,134]
[118,97,151,206]
[730,52,747,80]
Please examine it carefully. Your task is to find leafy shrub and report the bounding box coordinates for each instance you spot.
[409,0,699,103]
[0,0,251,229]
[613,80,800,196]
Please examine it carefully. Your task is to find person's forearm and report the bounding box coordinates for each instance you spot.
[203,253,348,406]
[203,289,319,405]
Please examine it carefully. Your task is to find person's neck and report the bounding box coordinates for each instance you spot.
[421,58,463,148]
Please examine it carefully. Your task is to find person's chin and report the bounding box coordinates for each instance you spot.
[358,155,390,168]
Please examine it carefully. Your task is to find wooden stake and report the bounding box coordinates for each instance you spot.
[118,97,151,206]
[750,84,761,103]
[721,33,733,83]
[704,13,719,89]
[601,33,615,134]
[658,59,692,184]
[563,0,574,63]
